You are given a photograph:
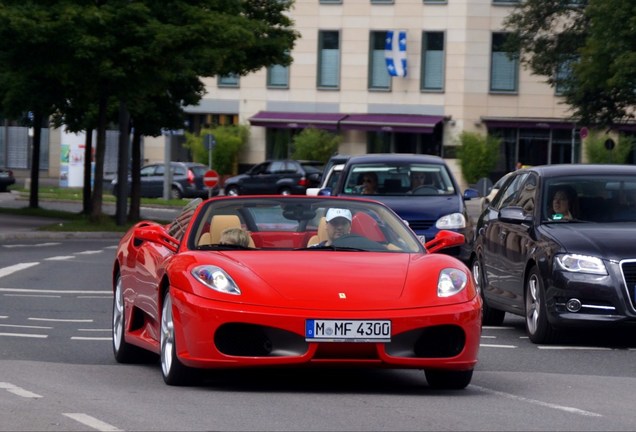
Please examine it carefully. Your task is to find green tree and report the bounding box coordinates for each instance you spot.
[291,128,342,162]
[0,0,299,223]
[185,124,249,176]
[503,0,636,128]
[584,132,634,164]
[456,132,500,185]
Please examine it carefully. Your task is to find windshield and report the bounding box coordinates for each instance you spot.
[543,176,636,223]
[341,162,457,196]
[187,197,424,253]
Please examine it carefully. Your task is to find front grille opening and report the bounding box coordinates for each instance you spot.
[215,323,308,357]
[386,325,466,358]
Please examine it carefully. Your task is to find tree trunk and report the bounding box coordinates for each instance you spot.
[128,126,142,222]
[29,111,43,209]
[82,128,93,215]
[115,100,130,226]
[90,95,108,221]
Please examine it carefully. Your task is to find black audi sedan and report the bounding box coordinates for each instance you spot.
[471,164,636,343]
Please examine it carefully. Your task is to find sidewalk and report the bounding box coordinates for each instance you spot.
[0,191,123,241]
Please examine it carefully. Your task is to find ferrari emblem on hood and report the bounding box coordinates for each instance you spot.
[339,293,346,299]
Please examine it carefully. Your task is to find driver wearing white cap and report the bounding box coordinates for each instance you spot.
[313,208,352,247]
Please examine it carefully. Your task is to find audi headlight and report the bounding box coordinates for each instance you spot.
[555,254,607,275]
[192,265,241,295]
[436,212,466,230]
[438,268,468,297]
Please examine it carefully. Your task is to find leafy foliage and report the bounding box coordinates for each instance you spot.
[503,0,636,128]
[456,132,501,184]
[291,128,342,162]
[185,125,249,175]
[584,132,634,164]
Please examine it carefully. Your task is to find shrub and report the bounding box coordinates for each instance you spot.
[184,124,249,175]
[584,131,633,164]
[456,131,500,184]
[291,128,342,162]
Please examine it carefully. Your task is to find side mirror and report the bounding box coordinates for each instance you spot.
[425,230,465,254]
[134,225,179,253]
[318,187,332,196]
[499,206,533,224]
[463,188,480,200]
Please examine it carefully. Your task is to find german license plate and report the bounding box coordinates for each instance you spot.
[305,319,391,342]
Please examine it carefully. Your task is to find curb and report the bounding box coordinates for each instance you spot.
[0,231,124,241]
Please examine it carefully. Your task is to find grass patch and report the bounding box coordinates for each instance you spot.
[0,206,136,232]
[12,186,187,207]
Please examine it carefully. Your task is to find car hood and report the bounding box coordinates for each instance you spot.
[366,195,462,223]
[542,223,636,261]
[182,251,463,310]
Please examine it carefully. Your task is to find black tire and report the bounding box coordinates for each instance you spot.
[225,185,239,196]
[471,256,505,326]
[112,273,155,363]
[160,292,196,385]
[525,266,557,344]
[171,186,183,200]
[425,369,473,390]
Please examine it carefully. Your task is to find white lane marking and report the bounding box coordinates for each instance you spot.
[3,242,60,248]
[0,333,47,338]
[4,294,61,298]
[63,413,122,432]
[0,288,111,295]
[472,385,602,417]
[71,337,112,341]
[0,315,6,319]
[538,346,612,351]
[77,329,110,332]
[481,335,496,339]
[104,246,118,249]
[77,296,112,299]
[76,250,103,255]
[29,317,93,323]
[0,382,43,398]
[0,324,52,329]
[480,343,517,348]
[0,263,39,278]
[45,256,75,261]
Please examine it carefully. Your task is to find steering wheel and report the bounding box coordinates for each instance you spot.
[332,234,387,251]
[410,185,438,195]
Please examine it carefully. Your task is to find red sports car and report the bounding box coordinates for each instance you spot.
[112,196,481,388]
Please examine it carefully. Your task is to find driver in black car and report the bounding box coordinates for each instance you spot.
[314,208,352,247]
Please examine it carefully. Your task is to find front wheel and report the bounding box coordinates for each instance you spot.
[171,186,183,200]
[525,266,557,344]
[471,256,505,326]
[161,292,195,385]
[425,369,473,390]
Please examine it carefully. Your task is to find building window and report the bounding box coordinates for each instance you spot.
[423,0,447,4]
[267,64,289,89]
[317,30,340,89]
[371,0,394,3]
[421,31,445,92]
[555,58,577,96]
[218,74,239,88]
[490,32,518,93]
[492,0,520,4]
[320,0,342,3]
[369,31,390,90]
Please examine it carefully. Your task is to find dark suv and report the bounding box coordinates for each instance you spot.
[111,161,218,199]
[223,159,322,196]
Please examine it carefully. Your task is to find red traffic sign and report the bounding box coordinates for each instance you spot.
[203,169,219,188]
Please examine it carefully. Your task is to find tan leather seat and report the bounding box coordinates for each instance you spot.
[198,215,255,247]
[306,217,328,247]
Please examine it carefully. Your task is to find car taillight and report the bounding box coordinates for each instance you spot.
[298,177,308,187]
[187,170,195,185]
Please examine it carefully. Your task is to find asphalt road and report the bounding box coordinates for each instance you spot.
[1,238,636,431]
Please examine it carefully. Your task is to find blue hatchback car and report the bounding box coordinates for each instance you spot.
[320,153,479,262]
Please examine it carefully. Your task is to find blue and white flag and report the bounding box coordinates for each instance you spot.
[385,30,407,77]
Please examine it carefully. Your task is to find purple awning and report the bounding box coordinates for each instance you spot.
[482,117,578,130]
[248,111,347,130]
[339,114,445,133]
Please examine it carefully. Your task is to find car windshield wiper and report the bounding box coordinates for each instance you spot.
[197,243,252,250]
[297,245,368,251]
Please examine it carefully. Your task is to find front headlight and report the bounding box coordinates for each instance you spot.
[555,254,607,275]
[438,268,468,297]
[192,265,241,295]
[436,212,466,230]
